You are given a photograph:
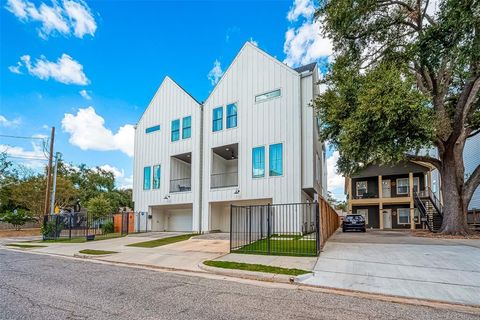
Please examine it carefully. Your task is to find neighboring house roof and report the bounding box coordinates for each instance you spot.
[294,62,317,74]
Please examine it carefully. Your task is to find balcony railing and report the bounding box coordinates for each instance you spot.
[211,172,238,189]
[170,178,191,193]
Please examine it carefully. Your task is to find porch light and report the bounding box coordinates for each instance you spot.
[234,189,240,194]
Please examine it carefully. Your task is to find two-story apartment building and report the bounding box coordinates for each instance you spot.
[345,161,438,230]
[133,42,327,233]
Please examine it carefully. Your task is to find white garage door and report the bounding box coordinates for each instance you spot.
[167,209,192,231]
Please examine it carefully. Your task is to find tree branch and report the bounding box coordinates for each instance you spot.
[451,75,480,143]
[406,154,442,170]
[467,129,480,139]
[464,164,480,205]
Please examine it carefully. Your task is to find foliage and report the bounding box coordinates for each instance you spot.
[78,249,117,255]
[101,220,114,234]
[41,220,63,240]
[315,0,480,234]
[86,194,116,220]
[203,260,309,276]
[0,209,37,230]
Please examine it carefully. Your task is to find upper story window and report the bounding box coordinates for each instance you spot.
[255,89,281,103]
[397,178,409,194]
[252,146,265,178]
[213,107,223,132]
[356,181,367,196]
[269,143,283,176]
[143,166,151,190]
[182,116,191,139]
[171,119,180,142]
[226,103,237,129]
[413,177,420,193]
[145,125,160,134]
[153,165,161,189]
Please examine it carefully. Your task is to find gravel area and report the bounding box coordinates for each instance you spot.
[1,249,478,320]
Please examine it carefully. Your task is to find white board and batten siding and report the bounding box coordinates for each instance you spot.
[201,42,317,231]
[133,76,202,231]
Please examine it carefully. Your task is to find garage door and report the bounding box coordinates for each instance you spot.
[167,209,192,231]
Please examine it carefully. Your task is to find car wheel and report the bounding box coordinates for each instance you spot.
[362,228,366,232]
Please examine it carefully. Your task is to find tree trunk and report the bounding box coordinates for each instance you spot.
[438,143,471,235]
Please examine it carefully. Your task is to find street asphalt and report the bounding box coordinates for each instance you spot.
[0,249,478,320]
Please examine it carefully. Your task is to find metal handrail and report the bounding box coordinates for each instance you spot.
[211,172,238,189]
[169,177,191,192]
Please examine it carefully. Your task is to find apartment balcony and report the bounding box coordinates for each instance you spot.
[211,143,238,189]
[170,152,192,193]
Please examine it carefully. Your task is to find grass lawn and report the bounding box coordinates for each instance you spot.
[79,249,117,255]
[40,233,123,243]
[127,233,198,248]
[232,237,317,257]
[203,260,310,276]
[6,243,47,249]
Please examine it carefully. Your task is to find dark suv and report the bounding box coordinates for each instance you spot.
[342,214,366,232]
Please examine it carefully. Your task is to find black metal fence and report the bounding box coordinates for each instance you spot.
[230,202,320,256]
[42,212,135,240]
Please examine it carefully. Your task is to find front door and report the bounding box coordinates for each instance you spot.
[383,209,392,229]
[382,180,391,198]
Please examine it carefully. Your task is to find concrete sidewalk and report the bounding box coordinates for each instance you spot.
[300,231,480,306]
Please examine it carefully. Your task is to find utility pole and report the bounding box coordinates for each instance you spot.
[50,152,61,215]
[44,126,55,215]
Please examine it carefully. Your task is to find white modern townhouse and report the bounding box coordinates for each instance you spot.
[133,42,327,233]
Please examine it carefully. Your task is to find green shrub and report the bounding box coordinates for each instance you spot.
[41,220,63,240]
[101,221,114,234]
[0,209,36,231]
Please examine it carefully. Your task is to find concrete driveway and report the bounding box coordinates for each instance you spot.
[301,230,480,306]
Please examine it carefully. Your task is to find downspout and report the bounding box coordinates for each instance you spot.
[198,103,204,233]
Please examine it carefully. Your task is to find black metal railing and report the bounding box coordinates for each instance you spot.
[230,202,320,256]
[211,172,238,189]
[418,187,443,216]
[170,178,192,193]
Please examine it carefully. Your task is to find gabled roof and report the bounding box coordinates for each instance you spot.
[294,62,317,74]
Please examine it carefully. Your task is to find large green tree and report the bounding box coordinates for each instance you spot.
[315,0,479,234]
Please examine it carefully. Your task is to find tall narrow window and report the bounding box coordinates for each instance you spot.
[143,166,151,190]
[171,119,180,142]
[413,177,420,193]
[397,178,409,194]
[252,146,265,178]
[182,116,191,139]
[356,181,367,197]
[226,103,237,128]
[212,107,223,132]
[153,165,161,189]
[269,143,283,176]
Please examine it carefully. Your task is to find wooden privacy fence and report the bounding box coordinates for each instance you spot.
[319,197,340,247]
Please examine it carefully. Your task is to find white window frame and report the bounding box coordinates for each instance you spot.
[356,208,369,224]
[413,176,420,193]
[397,208,410,224]
[396,178,409,195]
[255,88,281,103]
[356,181,368,197]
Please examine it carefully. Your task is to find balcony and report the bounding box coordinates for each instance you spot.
[170,152,192,193]
[211,143,238,189]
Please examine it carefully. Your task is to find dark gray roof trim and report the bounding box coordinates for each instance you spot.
[294,62,317,74]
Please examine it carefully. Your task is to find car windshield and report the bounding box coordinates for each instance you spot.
[346,215,364,222]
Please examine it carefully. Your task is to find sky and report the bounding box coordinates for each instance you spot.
[0,0,345,199]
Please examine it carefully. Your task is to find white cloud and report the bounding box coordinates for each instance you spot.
[12,53,89,85]
[283,0,332,67]
[61,107,134,157]
[98,164,124,178]
[287,0,315,22]
[4,0,96,39]
[79,89,91,100]
[327,150,345,200]
[0,115,21,128]
[8,61,22,74]
[0,137,47,169]
[207,59,224,86]
[120,175,133,190]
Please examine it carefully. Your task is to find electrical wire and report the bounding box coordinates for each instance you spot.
[0,134,47,140]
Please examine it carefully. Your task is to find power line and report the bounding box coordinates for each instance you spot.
[6,155,48,161]
[0,134,47,141]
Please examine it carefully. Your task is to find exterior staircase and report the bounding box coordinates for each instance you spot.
[414,187,443,232]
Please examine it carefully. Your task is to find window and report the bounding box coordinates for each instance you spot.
[252,147,265,178]
[226,103,237,128]
[145,125,160,134]
[143,166,151,190]
[269,143,283,176]
[213,107,223,132]
[398,208,410,224]
[182,116,191,139]
[315,153,321,183]
[153,165,161,189]
[171,119,180,142]
[255,89,281,103]
[356,181,367,197]
[413,177,420,193]
[397,178,409,194]
[356,209,369,224]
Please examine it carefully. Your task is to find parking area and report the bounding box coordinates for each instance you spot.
[301,230,480,306]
